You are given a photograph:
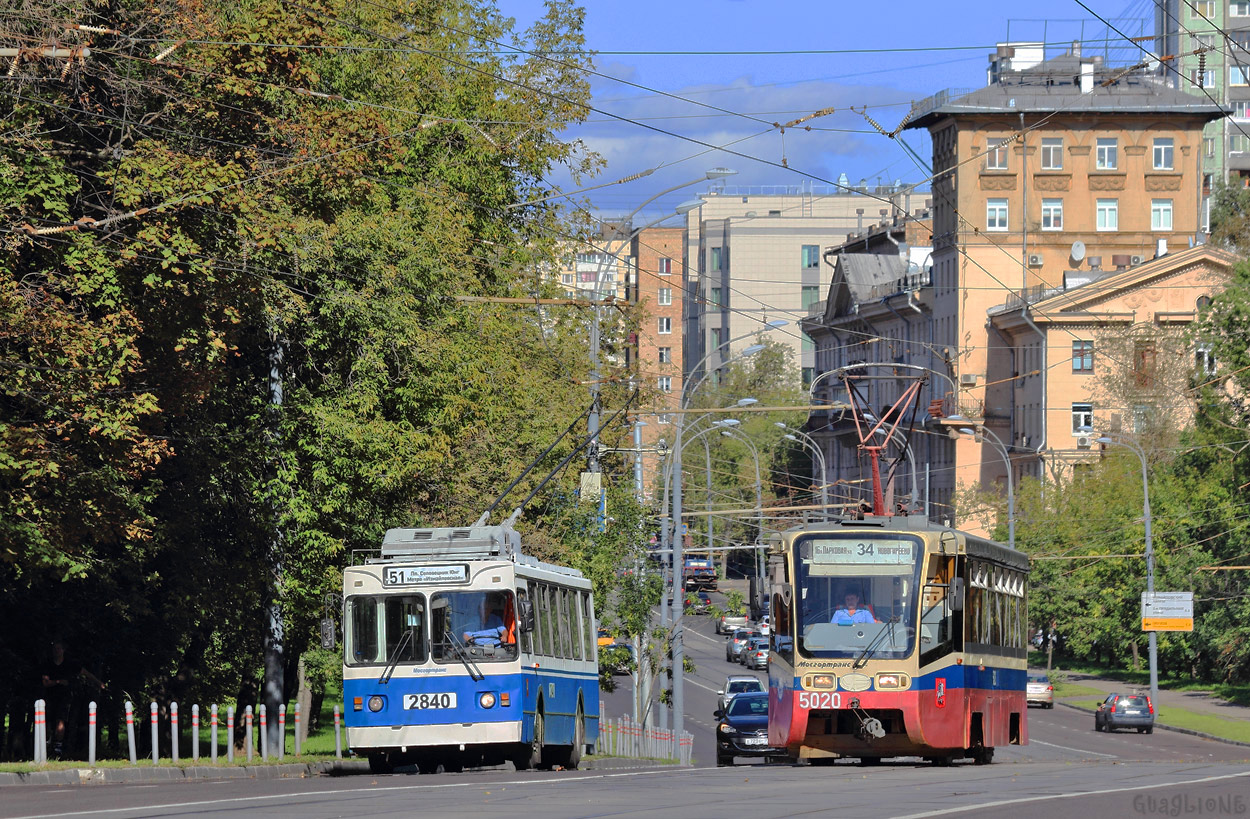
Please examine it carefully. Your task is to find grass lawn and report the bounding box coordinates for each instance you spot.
[1061,699,1250,744]
[1052,681,1106,699]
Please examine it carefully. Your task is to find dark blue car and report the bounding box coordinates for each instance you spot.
[713,691,785,766]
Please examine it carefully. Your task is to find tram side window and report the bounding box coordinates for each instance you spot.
[919,557,958,666]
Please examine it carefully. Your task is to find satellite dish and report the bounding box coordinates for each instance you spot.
[1070,240,1087,262]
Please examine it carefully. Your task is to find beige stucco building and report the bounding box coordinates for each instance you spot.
[806,51,1229,528]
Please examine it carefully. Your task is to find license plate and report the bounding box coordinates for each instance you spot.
[403,692,457,710]
[1125,709,1142,715]
[744,736,767,746]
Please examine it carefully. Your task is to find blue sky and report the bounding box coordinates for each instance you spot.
[495,0,1159,219]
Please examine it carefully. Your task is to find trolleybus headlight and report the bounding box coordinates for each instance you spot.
[479,692,497,709]
[368,695,386,712]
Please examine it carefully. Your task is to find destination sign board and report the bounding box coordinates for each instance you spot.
[809,539,915,566]
[383,564,468,586]
[1141,591,1193,632]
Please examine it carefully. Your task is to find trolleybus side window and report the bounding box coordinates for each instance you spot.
[582,592,595,658]
[568,589,583,660]
[559,587,574,658]
[345,594,427,667]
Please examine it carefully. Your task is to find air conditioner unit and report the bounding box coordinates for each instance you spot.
[1027,254,1044,267]
[1076,435,1093,449]
[1130,255,1144,266]
[959,373,978,386]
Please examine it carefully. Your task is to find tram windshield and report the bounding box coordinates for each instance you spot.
[794,534,923,660]
[345,594,427,667]
[431,590,518,662]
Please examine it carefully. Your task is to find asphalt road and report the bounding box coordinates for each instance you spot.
[4,593,1248,818]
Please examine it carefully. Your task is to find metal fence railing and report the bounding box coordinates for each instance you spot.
[596,715,693,766]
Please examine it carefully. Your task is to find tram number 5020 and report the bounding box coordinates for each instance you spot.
[796,691,843,710]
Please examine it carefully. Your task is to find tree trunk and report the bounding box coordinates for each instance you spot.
[296,656,313,745]
[1130,639,1140,671]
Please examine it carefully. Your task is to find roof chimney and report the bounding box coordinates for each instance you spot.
[1155,238,1168,258]
[1080,62,1094,94]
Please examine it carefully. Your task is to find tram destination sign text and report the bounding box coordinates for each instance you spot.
[383,564,469,586]
[810,539,915,565]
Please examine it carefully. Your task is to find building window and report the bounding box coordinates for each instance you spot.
[1071,402,1094,435]
[1234,0,1250,15]
[561,273,574,284]
[1236,102,1250,119]
[1072,340,1094,373]
[710,246,722,271]
[1153,138,1174,170]
[1132,404,1156,434]
[658,346,672,364]
[1041,198,1063,231]
[802,332,814,352]
[1232,134,1250,153]
[657,317,671,334]
[1194,0,1215,15]
[658,257,672,276]
[710,287,722,308]
[801,285,822,311]
[658,287,672,306]
[1040,138,1063,170]
[1233,66,1250,86]
[986,198,1009,231]
[1151,199,1174,231]
[1134,341,1158,388]
[710,327,722,349]
[657,413,672,424]
[986,138,1009,170]
[1192,32,1216,49]
[1192,68,1216,88]
[1205,136,1216,157]
[1095,138,1118,170]
[1096,199,1118,231]
[658,376,672,393]
[801,245,820,269]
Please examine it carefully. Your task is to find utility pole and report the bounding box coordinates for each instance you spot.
[264,328,286,757]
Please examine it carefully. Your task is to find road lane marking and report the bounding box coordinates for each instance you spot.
[893,768,1250,818]
[1028,739,1118,758]
[5,767,708,819]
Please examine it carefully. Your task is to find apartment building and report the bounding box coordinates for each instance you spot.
[1157,0,1250,204]
[682,186,923,386]
[806,50,1225,526]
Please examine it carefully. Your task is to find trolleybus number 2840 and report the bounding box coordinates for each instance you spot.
[403,693,457,710]
[795,691,843,710]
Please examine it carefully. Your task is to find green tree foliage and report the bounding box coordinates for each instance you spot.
[1,0,605,717]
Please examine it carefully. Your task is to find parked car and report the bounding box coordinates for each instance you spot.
[726,629,760,663]
[739,636,769,667]
[1094,693,1155,733]
[716,609,749,635]
[714,691,785,766]
[718,675,766,712]
[1026,673,1054,708]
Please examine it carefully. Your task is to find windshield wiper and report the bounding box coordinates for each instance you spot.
[443,631,485,682]
[378,629,415,684]
[853,619,897,670]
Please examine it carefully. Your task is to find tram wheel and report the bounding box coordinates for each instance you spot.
[860,756,882,766]
[368,753,395,775]
[417,759,439,775]
[971,747,994,765]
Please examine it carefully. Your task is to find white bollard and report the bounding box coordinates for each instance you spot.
[125,701,137,764]
[278,704,286,759]
[150,701,159,763]
[244,706,253,762]
[192,704,199,761]
[170,701,179,762]
[227,705,235,763]
[293,703,301,756]
[88,701,97,766]
[259,704,268,761]
[333,705,342,759]
[33,699,45,764]
[211,704,218,763]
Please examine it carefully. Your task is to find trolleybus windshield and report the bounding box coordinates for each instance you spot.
[431,590,518,662]
[795,534,922,660]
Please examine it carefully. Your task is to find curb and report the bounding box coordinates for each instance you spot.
[0,760,369,787]
[1056,700,1250,748]
[0,756,670,787]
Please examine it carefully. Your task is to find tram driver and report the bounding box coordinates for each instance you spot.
[831,585,877,625]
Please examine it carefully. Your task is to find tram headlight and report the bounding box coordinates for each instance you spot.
[479,692,497,709]
[875,673,910,690]
[368,695,386,712]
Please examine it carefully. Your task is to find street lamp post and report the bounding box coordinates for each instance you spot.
[1097,435,1158,709]
[669,322,783,742]
[719,425,765,610]
[775,422,829,520]
[959,425,1014,549]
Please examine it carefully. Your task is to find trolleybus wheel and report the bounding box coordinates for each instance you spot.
[368,752,394,775]
[563,706,584,770]
[514,707,545,771]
